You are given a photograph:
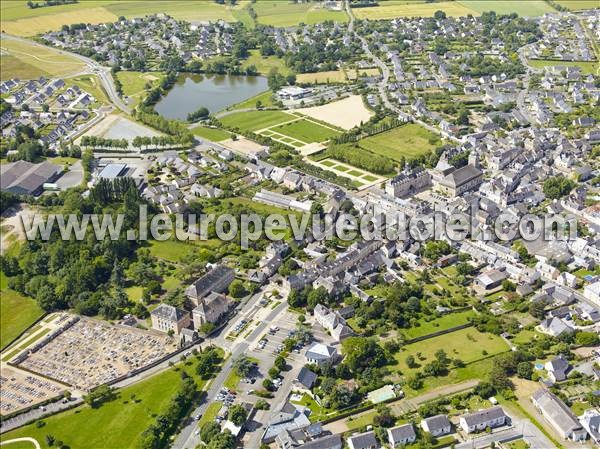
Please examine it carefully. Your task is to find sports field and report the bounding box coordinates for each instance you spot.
[358,123,441,161]
[353,1,479,19]
[0,272,43,350]
[219,110,292,132]
[555,0,599,10]
[0,1,243,36]
[458,1,556,16]
[393,327,510,375]
[253,0,348,26]
[528,59,599,76]
[0,361,211,449]
[270,119,341,144]
[0,38,86,80]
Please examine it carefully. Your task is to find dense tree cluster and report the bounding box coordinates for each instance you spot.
[543,176,576,199]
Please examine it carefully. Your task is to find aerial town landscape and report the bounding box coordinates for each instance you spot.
[0,0,599,448]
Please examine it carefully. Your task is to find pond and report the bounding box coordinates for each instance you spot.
[154,73,268,120]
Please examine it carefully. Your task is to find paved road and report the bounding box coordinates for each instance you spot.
[0,398,83,434]
[173,290,289,449]
[0,437,41,449]
[1,33,131,114]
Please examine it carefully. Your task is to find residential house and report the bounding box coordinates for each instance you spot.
[305,343,338,366]
[387,424,416,446]
[347,431,380,449]
[545,355,571,382]
[150,304,191,335]
[580,409,600,444]
[459,406,508,433]
[420,414,452,436]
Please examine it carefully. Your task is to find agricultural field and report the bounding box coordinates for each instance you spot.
[352,1,479,19]
[528,59,599,76]
[191,126,232,142]
[399,310,476,340]
[358,123,442,161]
[241,49,291,76]
[555,0,599,10]
[253,0,348,26]
[219,110,293,132]
[0,362,210,449]
[458,1,556,16]
[0,1,244,36]
[0,272,43,350]
[270,119,341,144]
[0,37,86,80]
[296,70,347,84]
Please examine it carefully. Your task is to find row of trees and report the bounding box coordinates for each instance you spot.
[80,136,129,150]
[132,135,192,151]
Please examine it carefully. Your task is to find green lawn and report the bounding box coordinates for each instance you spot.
[254,0,348,26]
[191,126,232,142]
[345,410,377,430]
[226,90,275,112]
[1,272,44,350]
[528,59,599,76]
[458,1,556,16]
[0,362,209,449]
[116,70,162,107]
[393,327,510,376]
[270,119,340,143]
[241,49,291,76]
[219,110,292,132]
[358,124,441,161]
[400,310,475,340]
[198,401,222,428]
[147,239,221,263]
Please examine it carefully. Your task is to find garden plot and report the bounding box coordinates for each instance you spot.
[255,113,341,150]
[307,158,386,191]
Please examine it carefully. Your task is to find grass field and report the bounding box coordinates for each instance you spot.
[220,110,292,132]
[0,362,209,449]
[297,70,347,84]
[1,272,44,350]
[528,59,599,75]
[147,239,221,263]
[0,38,86,80]
[400,310,475,340]
[192,126,232,142]
[270,119,341,143]
[358,123,441,161]
[394,327,509,376]
[241,49,291,77]
[226,90,275,112]
[198,401,222,428]
[353,1,479,19]
[458,1,556,16]
[555,0,599,10]
[0,1,244,36]
[254,0,348,26]
[116,70,162,107]
[69,74,110,106]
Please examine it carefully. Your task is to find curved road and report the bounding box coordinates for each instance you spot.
[1,33,131,114]
[0,437,41,449]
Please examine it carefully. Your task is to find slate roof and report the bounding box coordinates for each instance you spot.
[422,414,451,433]
[461,406,506,427]
[296,367,318,389]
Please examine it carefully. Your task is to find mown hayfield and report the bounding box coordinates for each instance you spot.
[271,119,341,143]
[191,126,232,142]
[555,0,599,10]
[297,70,347,84]
[458,0,556,16]
[0,362,210,449]
[254,0,348,26]
[353,1,479,19]
[528,59,599,75]
[394,327,510,376]
[358,123,441,161]
[220,110,293,132]
[0,38,86,79]
[1,272,43,350]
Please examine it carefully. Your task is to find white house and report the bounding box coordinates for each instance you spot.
[459,406,508,433]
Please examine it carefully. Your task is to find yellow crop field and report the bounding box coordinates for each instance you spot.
[1,7,118,37]
[353,1,479,19]
[297,70,348,84]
